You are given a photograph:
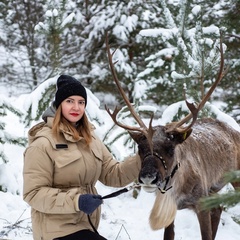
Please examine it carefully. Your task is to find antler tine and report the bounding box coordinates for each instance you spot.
[147,114,155,152]
[105,33,155,153]
[167,36,227,133]
[105,33,148,131]
[105,105,150,132]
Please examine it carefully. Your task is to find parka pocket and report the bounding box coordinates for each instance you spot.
[54,149,83,168]
[52,149,85,186]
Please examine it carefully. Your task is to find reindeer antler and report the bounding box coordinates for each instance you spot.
[166,36,228,133]
[105,33,155,153]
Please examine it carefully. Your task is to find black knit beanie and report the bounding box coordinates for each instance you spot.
[54,75,87,109]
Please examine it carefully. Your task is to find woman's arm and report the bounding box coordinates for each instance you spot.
[23,144,81,214]
[96,139,141,187]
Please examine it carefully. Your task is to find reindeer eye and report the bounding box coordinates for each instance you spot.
[167,134,174,140]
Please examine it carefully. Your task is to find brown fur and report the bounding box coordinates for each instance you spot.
[130,118,240,240]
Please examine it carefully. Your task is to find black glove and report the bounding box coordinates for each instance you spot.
[78,194,103,214]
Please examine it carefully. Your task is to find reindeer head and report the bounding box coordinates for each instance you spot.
[129,125,191,192]
[105,34,227,193]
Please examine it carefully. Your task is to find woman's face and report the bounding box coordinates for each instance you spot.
[61,95,86,125]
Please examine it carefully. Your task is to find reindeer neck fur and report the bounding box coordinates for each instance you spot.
[171,118,240,206]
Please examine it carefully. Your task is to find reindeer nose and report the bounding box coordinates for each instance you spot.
[139,172,159,185]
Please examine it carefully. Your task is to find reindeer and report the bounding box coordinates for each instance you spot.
[105,35,240,240]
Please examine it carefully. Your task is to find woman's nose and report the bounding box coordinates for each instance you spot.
[73,102,80,110]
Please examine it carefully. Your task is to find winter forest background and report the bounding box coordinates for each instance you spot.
[0,0,240,239]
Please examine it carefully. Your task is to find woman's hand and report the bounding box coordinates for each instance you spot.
[78,194,103,214]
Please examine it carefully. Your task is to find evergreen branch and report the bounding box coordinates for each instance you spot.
[200,170,240,210]
[200,190,240,210]
[224,170,240,183]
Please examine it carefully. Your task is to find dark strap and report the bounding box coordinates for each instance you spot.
[170,161,180,178]
[159,162,180,194]
[87,214,99,234]
[101,188,129,200]
[87,186,133,234]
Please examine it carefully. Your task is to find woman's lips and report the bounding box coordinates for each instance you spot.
[70,113,79,116]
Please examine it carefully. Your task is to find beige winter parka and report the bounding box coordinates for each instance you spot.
[23,113,140,240]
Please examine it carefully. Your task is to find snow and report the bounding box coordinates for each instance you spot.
[140,28,178,40]
[61,13,75,28]
[0,82,240,240]
[192,5,201,16]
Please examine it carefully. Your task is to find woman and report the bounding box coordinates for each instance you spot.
[23,75,141,240]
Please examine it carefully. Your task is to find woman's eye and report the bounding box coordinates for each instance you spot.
[79,101,85,105]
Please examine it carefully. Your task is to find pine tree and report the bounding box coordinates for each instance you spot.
[220,0,240,122]
[0,96,26,192]
[1,0,239,140]
[200,170,240,224]
[137,0,228,120]
[23,76,56,126]
[34,0,78,77]
[0,0,46,91]
[200,170,240,215]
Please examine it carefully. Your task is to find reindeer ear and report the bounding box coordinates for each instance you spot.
[168,129,192,144]
[181,128,192,142]
[128,131,144,144]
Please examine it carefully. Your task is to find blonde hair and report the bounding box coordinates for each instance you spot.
[52,106,92,145]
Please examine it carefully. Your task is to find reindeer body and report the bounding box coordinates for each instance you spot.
[175,118,239,206]
[131,118,240,240]
[105,34,237,240]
